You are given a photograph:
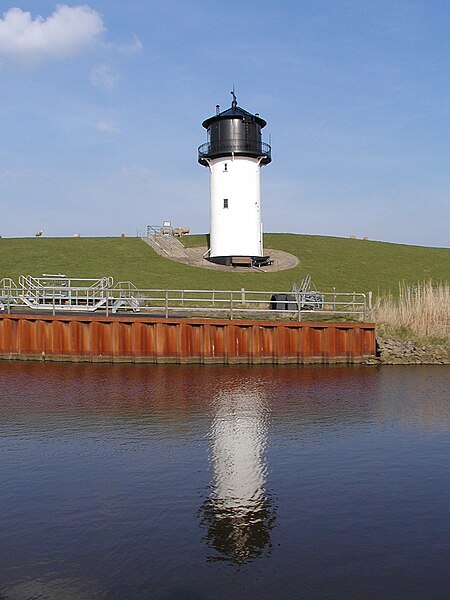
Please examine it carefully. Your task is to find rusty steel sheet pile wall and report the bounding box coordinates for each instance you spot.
[0,314,376,364]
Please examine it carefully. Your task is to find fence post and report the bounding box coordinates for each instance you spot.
[165,290,169,318]
[230,291,233,320]
[106,289,109,316]
[368,291,372,310]
[241,288,245,304]
[333,287,336,311]
[52,289,55,316]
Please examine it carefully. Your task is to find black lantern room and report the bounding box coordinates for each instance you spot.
[198,93,271,166]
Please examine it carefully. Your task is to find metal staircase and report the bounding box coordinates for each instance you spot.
[143,233,188,259]
[142,225,188,258]
[112,282,141,313]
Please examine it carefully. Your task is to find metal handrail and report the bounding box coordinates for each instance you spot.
[198,140,271,159]
[147,225,162,236]
[2,277,370,320]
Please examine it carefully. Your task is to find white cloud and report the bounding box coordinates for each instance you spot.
[90,64,119,91]
[97,120,119,135]
[118,34,143,55]
[0,5,105,67]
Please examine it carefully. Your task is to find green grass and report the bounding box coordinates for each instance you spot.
[0,234,448,294]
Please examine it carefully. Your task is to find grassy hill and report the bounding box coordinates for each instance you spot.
[0,234,447,295]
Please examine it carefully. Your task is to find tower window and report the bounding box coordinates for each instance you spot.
[223,198,229,209]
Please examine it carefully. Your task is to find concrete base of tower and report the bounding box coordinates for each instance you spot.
[208,255,273,268]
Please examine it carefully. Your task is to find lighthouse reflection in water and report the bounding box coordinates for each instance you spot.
[201,384,275,564]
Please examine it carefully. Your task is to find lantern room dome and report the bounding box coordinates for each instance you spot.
[202,104,267,129]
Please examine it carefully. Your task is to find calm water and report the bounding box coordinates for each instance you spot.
[0,362,448,599]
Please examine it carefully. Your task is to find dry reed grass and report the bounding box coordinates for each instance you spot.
[370,281,449,341]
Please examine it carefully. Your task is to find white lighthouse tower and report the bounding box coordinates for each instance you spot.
[198,91,272,266]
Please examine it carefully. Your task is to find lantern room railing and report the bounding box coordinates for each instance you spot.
[198,140,271,164]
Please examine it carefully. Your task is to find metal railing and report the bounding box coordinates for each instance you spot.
[1,277,371,321]
[147,225,172,236]
[198,139,271,162]
[123,288,369,320]
[0,278,20,312]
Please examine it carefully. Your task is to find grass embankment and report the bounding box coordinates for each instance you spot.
[1,234,447,296]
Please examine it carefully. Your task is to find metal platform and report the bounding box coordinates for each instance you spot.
[0,275,141,314]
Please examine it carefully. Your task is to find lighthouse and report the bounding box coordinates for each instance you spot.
[198,91,272,266]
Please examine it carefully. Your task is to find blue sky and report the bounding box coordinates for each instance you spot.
[0,0,448,246]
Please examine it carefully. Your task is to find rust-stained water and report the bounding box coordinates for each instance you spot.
[0,362,449,599]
